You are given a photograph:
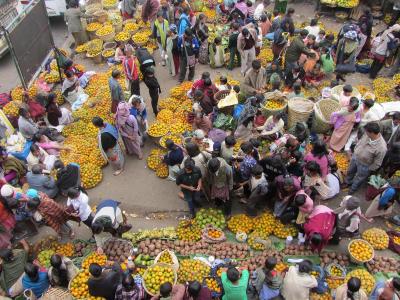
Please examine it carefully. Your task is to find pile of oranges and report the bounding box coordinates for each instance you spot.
[334,152,350,173]
[264,99,286,110]
[204,278,221,293]
[345,269,375,294]
[207,228,223,239]
[81,253,107,270]
[69,270,104,300]
[227,214,254,234]
[275,262,288,273]
[158,251,173,265]
[143,264,175,296]
[178,259,210,283]
[348,240,374,262]
[393,235,400,245]
[362,228,389,250]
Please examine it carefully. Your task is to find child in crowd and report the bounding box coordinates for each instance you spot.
[143,67,161,116]
[210,37,225,68]
[305,63,325,87]
[217,76,231,91]
[294,190,314,224]
[287,82,304,99]
[316,29,325,44]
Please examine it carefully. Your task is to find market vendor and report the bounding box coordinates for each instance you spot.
[163,139,184,181]
[91,199,132,250]
[241,60,266,97]
[192,112,212,135]
[88,262,123,300]
[303,205,336,253]
[0,239,29,296]
[48,254,79,288]
[256,112,285,140]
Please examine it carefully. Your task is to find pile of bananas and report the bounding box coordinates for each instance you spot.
[124,22,139,33]
[11,86,24,101]
[122,227,177,243]
[132,31,150,44]
[96,24,114,36]
[257,48,274,65]
[115,31,130,42]
[87,22,102,32]
[148,122,169,137]
[373,78,395,103]
[3,100,22,117]
[102,49,115,58]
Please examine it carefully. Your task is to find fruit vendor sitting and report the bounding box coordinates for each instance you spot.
[91,199,132,253]
[0,239,29,297]
[88,262,123,300]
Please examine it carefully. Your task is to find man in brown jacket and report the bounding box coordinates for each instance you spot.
[241,60,266,96]
[237,23,258,76]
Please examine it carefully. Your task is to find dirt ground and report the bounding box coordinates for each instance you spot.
[28,2,399,258]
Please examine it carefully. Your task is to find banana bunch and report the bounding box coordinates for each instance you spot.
[122,227,177,243]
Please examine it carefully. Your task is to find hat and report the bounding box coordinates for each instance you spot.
[169,24,177,33]
[0,184,13,198]
[26,189,38,199]
[193,129,205,139]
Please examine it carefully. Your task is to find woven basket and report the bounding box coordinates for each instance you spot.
[348,239,374,265]
[96,31,116,42]
[330,85,361,102]
[94,10,108,23]
[260,99,288,118]
[312,99,340,134]
[325,263,346,280]
[41,287,73,300]
[86,51,103,63]
[103,41,116,49]
[201,225,226,244]
[287,97,314,128]
[215,89,235,115]
[154,249,180,271]
[143,263,177,296]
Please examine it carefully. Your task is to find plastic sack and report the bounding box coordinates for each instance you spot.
[233,104,244,120]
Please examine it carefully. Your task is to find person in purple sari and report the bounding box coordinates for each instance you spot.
[115,102,143,159]
[92,117,124,176]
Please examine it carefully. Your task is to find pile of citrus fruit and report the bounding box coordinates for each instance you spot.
[69,269,104,300]
[204,278,221,293]
[247,230,270,250]
[206,227,223,239]
[195,208,226,229]
[81,253,107,269]
[264,99,286,110]
[158,251,173,265]
[348,240,374,262]
[177,220,201,242]
[148,122,169,137]
[143,264,175,295]
[54,242,74,257]
[227,214,255,234]
[146,148,167,170]
[3,101,22,117]
[257,48,274,65]
[254,212,275,236]
[334,152,349,173]
[362,228,389,250]
[326,277,345,290]
[272,219,298,239]
[178,259,210,283]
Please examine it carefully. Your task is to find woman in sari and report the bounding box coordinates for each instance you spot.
[115,102,143,159]
[0,146,27,187]
[92,117,124,176]
[329,97,360,152]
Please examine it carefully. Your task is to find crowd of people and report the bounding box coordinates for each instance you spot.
[1,0,400,299]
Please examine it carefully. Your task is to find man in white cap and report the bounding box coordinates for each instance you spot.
[0,184,26,206]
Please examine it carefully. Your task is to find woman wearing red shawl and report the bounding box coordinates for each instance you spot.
[115,102,143,159]
[303,205,336,253]
[0,199,16,248]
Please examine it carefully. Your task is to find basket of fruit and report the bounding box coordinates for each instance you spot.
[93,10,108,23]
[201,225,226,243]
[261,91,288,117]
[203,276,223,298]
[86,51,103,64]
[361,228,389,250]
[96,25,116,42]
[312,98,341,134]
[143,263,177,296]
[348,239,374,264]
[331,85,361,101]
[287,97,314,128]
[102,48,115,59]
[103,41,116,49]
[102,0,118,9]
[154,249,180,271]
[325,263,346,280]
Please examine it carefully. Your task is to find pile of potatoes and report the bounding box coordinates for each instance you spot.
[103,239,133,262]
[366,256,400,274]
[320,251,350,268]
[282,245,313,256]
[238,250,284,272]
[137,239,250,259]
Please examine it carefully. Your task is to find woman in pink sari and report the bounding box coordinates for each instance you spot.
[115,102,143,159]
[329,97,360,152]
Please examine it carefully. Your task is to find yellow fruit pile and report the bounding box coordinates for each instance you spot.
[349,240,374,262]
[147,148,166,170]
[345,269,375,294]
[115,31,130,42]
[144,264,175,295]
[87,22,102,32]
[148,122,169,137]
[334,152,349,173]
[11,86,24,101]
[355,85,371,96]
[132,31,149,44]
[329,265,344,277]
[54,242,74,257]
[362,228,389,250]
[247,230,270,250]
[44,71,62,83]
[178,259,210,283]
[272,220,298,239]
[82,253,107,269]
[159,133,182,148]
[96,24,114,36]
[337,0,358,7]
[157,109,174,124]
[158,97,181,111]
[264,99,286,110]
[70,270,104,299]
[170,122,191,134]
[177,220,201,241]
[393,235,400,245]
[158,251,173,264]
[102,49,115,58]
[310,293,332,300]
[76,43,87,53]
[155,163,169,178]
[3,100,22,117]
[227,214,254,234]
[327,277,345,290]
[275,262,288,273]
[393,73,400,85]
[373,78,396,103]
[124,22,139,33]
[254,212,275,236]
[87,39,104,56]
[205,278,221,293]
[170,82,192,98]
[201,8,216,21]
[257,48,274,65]
[103,0,116,8]
[81,163,103,189]
[28,85,37,98]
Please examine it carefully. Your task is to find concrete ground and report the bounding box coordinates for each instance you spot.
[5,2,399,257]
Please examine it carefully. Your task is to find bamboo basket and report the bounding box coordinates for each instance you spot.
[348,239,374,264]
[86,52,103,64]
[103,41,116,49]
[287,97,314,128]
[260,99,288,118]
[330,85,361,102]
[94,10,108,23]
[96,31,116,42]
[312,99,340,134]
[41,288,73,300]
[142,263,177,296]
